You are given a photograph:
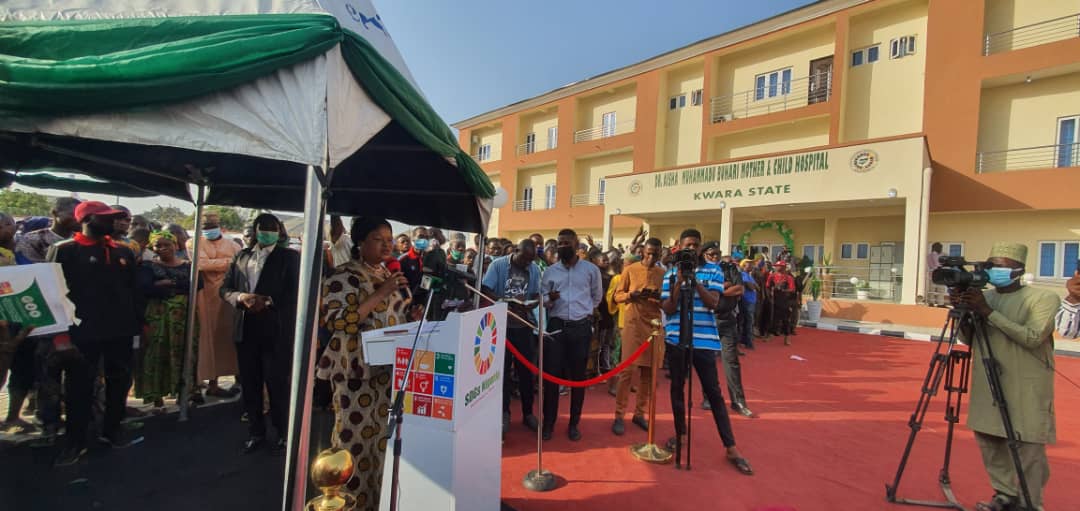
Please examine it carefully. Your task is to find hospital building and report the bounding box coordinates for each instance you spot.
[453,0,1080,326]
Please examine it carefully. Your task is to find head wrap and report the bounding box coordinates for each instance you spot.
[775,261,788,268]
[740,259,753,265]
[149,230,176,246]
[988,242,1028,266]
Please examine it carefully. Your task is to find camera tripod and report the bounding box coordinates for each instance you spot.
[672,270,696,470]
[885,302,1034,511]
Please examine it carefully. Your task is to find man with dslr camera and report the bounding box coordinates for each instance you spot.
[949,243,1058,511]
[660,229,752,476]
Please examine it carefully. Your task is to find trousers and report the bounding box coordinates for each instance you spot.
[739,301,756,348]
[542,317,591,429]
[975,431,1050,510]
[667,345,736,448]
[615,366,651,418]
[236,334,290,438]
[717,321,748,408]
[65,337,133,447]
[503,327,536,418]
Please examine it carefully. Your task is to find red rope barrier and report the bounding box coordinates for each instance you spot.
[504,335,654,388]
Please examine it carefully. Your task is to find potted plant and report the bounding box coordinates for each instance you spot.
[821,253,833,299]
[806,269,823,321]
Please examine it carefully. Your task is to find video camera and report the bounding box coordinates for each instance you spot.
[717,260,741,286]
[931,256,989,290]
[673,248,697,273]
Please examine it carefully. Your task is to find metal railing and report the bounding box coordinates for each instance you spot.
[984,13,1080,55]
[710,71,831,123]
[473,152,497,162]
[570,193,605,207]
[976,142,1080,173]
[573,119,635,143]
[512,199,534,212]
[516,142,537,156]
[801,266,901,303]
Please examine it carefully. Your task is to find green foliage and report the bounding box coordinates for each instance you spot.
[0,189,53,216]
[140,205,188,227]
[736,221,795,254]
[809,271,822,301]
[184,206,245,231]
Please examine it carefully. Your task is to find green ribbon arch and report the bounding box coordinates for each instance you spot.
[736,221,795,255]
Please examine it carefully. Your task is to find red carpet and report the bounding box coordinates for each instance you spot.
[498,329,1080,511]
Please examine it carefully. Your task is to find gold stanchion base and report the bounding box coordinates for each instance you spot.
[523,469,558,492]
[630,443,674,464]
[306,494,355,511]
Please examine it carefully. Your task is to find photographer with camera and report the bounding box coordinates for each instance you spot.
[1055,268,1080,339]
[948,243,1059,511]
[660,229,752,476]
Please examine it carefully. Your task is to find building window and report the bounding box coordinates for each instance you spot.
[940,242,964,258]
[669,94,688,110]
[601,111,617,137]
[802,244,826,264]
[749,244,770,258]
[1037,240,1080,279]
[851,50,864,67]
[477,144,491,162]
[1057,116,1079,168]
[524,133,535,154]
[544,183,557,209]
[890,35,917,59]
[547,126,558,150]
[597,178,606,203]
[690,89,703,106]
[867,45,880,63]
[521,186,533,211]
[754,68,792,100]
[851,45,881,67]
[841,242,870,260]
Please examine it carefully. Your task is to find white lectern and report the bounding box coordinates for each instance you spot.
[374,303,506,511]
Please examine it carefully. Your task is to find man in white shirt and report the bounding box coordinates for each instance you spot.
[1056,269,1080,339]
[927,242,944,306]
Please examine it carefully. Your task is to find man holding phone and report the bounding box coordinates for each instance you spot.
[1055,261,1080,339]
[540,229,603,441]
[610,237,665,435]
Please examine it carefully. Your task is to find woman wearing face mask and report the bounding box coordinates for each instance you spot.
[315,217,421,509]
[194,211,242,399]
[220,214,301,454]
[135,231,203,413]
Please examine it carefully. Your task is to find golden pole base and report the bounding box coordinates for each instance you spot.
[630,442,673,464]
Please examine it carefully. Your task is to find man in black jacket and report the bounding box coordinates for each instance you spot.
[49,201,143,466]
[221,214,300,454]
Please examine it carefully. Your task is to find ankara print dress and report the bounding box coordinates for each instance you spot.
[316,260,407,510]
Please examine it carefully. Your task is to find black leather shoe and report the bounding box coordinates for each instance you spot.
[631,415,649,431]
[242,436,265,454]
[732,404,757,418]
[612,418,625,436]
[568,425,582,442]
[522,414,539,432]
[542,427,553,441]
[270,438,286,456]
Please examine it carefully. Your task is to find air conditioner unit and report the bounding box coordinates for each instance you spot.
[714,114,732,123]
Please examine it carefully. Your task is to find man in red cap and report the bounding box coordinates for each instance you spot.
[48,201,144,466]
[765,261,797,345]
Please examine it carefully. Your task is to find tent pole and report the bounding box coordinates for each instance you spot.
[178,184,205,422]
[473,233,485,309]
[283,165,326,511]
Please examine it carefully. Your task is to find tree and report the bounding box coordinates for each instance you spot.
[0,189,52,216]
[141,205,188,227]
[183,206,246,232]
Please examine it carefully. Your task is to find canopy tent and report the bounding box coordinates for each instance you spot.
[1,168,163,198]
[0,3,493,509]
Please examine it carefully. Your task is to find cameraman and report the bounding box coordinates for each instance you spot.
[660,229,752,476]
[1055,269,1080,339]
[950,243,1058,511]
[704,249,754,418]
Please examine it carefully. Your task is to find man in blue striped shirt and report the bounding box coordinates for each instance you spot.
[661,228,752,476]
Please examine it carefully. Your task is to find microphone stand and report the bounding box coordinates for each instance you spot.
[387,287,437,511]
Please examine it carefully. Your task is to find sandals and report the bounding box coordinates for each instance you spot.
[727,456,754,476]
[974,494,1015,511]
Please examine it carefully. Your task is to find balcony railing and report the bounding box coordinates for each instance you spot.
[570,193,605,207]
[515,141,557,156]
[984,13,1080,55]
[710,71,831,123]
[976,143,1080,173]
[512,199,534,212]
[573,119,635,143]
[805,266,901,304]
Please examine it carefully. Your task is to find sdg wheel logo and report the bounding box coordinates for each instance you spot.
[473,312,498,375]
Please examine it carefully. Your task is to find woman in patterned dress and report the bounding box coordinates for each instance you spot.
[316,217,418,510]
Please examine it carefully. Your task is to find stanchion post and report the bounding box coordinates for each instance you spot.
[630,320,672,463]
[523,293,557,491]
[178,182,205,422]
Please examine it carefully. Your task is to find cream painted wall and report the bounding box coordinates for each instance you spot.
[520,110,559,150]
[473,126,503,161]
[843,0,928,142]
[712,25,835,104]
[977,71,1080,153]
[710,116,830,160]
[983,0,1078,51]
[517,164,557,207]
[928,210,1080,283]
[573,151,634,195]
[487,175,501,237]
[661,63,706,168]
[576,85,638,133]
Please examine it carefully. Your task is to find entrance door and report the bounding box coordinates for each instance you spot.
[808,56,833,105]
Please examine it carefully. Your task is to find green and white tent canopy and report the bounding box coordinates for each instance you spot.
[0,0,493,231]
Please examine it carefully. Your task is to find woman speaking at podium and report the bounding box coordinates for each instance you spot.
[316,217,418,510]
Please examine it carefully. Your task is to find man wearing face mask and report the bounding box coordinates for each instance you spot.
[193,211,242,399]
[48,201,144,466]
[221,214,301,454]
[540,229,603,441]
[950,243,1058,511]
[399,226,430,295]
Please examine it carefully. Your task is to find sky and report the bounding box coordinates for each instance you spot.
[13,0,811,218]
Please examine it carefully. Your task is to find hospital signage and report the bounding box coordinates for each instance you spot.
[652,150,830,190]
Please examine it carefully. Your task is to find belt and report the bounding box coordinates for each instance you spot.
[551,317,592,325]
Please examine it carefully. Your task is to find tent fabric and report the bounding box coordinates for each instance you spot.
[0,169,159,197]
[0,13,492,199]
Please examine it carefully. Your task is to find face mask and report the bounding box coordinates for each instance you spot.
[450,250,463,261]
[86,221,114,238]
[413,239,430,251]
[256,231,279,247]
[986,267,1021,288]
[203,227,222,240]
[557,246,575,262]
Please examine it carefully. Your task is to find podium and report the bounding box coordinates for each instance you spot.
[371,303,507,511]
